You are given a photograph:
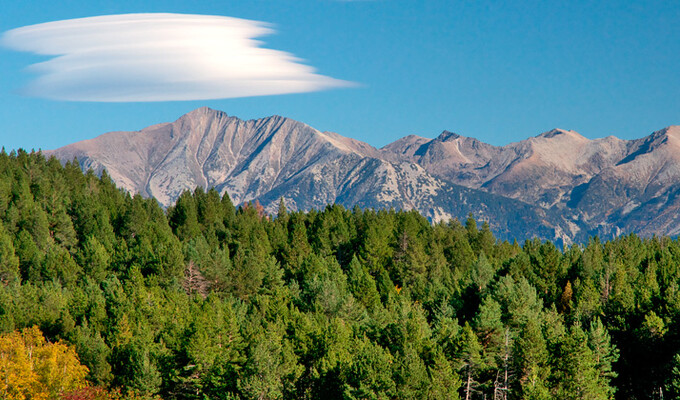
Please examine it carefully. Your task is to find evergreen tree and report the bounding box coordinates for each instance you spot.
[0,225,20,284]
[588,317,619,399]
[342,338,396,400]
[514,319,550,400]
[458,323,483,400]
[552,322,612,400]
[346,255,381,311]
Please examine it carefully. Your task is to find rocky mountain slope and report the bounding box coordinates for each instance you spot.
[45,107,680,244]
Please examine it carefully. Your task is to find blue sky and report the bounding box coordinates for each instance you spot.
[1,0,679,151]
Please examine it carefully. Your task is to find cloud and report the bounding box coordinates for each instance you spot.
[1,13,353,102]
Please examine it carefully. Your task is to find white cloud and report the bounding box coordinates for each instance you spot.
[1,13,353,102]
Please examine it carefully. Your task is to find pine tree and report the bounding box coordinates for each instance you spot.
[168,190,201,241]
[588,318,619,399]
[469,252,494,292]
[514,319,550,400]
[342,338,396,400]
[458,323,483,400]
[347,255,381,311]
[0,225,20,284]
[552,322,612,400]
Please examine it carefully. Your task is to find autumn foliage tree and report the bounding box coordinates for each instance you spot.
[0,326,89,399]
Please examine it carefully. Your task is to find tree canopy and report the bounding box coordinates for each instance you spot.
[0,150,677,399]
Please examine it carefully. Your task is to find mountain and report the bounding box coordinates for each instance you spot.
[567,126,680,237]
[45,107,680,244]
[381,125,680,241]
[380,128,628,208]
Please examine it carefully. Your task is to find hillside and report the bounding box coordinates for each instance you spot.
[0,150,678,399]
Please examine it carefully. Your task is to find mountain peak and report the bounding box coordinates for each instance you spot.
[402,134,429,141]
[184,106,224,117]
[537,128,586,140]
[437,130,462,141]
[176,107,231,127]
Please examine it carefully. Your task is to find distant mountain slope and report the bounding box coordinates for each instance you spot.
[46,107,680,244]
[48,107,375,207]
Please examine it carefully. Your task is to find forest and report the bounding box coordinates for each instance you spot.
[0,150,678,400]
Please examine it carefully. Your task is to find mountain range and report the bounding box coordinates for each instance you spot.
[45,107,680,245]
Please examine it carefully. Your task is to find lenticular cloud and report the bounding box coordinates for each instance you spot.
[1,13,352,102]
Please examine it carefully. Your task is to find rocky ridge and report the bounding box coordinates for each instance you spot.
[45,107,680,244]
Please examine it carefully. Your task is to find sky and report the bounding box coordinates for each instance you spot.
[0,0,679,152]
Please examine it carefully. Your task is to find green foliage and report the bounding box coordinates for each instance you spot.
[0,150,676,399]
[0,225,20,283]
[342,338,396,400]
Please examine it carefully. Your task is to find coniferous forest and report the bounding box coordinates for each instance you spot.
[1,150,680,400]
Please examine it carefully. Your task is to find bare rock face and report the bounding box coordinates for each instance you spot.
[46,107,465,222]
[46,107,680,244]
[381,125,680,241]
[566,126,680,236]
[381,128,629,208]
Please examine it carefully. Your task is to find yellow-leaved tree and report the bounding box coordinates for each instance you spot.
[0,326,89,400]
